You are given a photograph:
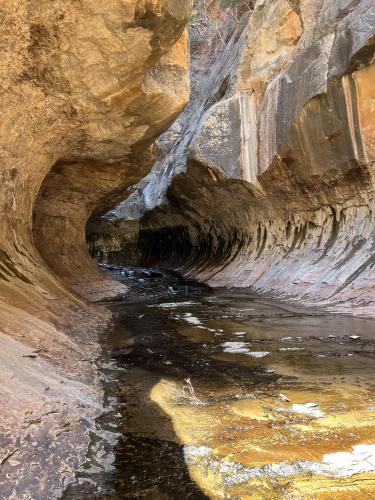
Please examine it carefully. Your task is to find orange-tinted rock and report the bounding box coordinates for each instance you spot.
[0,1,191,496]
[90,0,375,316]
[0,0,191,355]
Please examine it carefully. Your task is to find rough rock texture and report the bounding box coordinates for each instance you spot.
[89,0,375,316]
[0,332,102,498]
[0,1,191,496]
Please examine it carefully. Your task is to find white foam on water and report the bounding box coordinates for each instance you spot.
[279,347,304,352]
[184,446,212,459]
[150,301,199,309]
[197,326,217,332]
[290,403,325,418]
[322,445,375,476]
[222,341,250,354]
[184,444,375,487]
[247,351,271,358]
[183,313,202,325]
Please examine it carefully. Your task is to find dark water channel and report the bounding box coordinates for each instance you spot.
[64,266,375,499]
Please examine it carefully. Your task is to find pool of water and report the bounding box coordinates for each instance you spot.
[64,266,375,499]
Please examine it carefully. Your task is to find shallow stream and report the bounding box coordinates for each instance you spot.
[64,266,375,499]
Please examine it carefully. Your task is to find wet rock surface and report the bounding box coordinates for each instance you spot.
[89,0,375,316]
[1,1,374,497]
[64,267,375,498]
[0,0,192,383]
[0,332,102,499]
[0,3,191,496]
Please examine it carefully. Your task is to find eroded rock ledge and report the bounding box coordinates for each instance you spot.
[0,1,191,496]
[89,0,375,317]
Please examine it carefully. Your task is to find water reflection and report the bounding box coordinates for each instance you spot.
[64,266,375,499]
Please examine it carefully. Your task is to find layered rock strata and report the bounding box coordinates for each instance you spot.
[0,1,191,496]
[90,0,375,316]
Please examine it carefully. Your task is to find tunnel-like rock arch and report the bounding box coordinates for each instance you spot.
[0,2,191,495]
[88,0,375,317]
[2,1,375,497]
[0,0,191,368]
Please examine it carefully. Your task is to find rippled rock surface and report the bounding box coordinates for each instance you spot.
[0,1,191,497]
[90,0,375,316]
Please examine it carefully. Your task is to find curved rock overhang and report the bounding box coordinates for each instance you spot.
[89,0,375,317]
[0,2,192,494]
[0,0,191,368]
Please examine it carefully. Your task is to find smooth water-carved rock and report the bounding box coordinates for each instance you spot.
[90,0,375,316]
[1,0,190,350]
[0,1,191,496]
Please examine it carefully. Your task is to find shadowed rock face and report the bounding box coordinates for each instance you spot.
[0,0,190,362]
[90,0,375,316]
[0,1,191,496]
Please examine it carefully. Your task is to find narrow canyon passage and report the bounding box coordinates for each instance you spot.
[1,1,375,498]
[63,266,375,499]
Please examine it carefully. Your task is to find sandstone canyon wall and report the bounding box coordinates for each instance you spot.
[1,0,375,496]
[90,0,375,317]
[0,1,191,497]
